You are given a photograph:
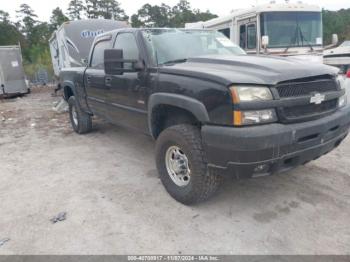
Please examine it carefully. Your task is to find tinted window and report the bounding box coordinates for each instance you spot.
[218,28,230,38]
[113,33,139,69]
[90,40,110,69]
[260,12,322,48]
[239,25,246,49]
[247,24,256,49]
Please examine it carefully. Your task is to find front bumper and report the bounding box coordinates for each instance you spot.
[202,106,350,179]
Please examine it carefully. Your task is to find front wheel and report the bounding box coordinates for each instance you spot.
[155,124,222,205]
[68,96,92,134]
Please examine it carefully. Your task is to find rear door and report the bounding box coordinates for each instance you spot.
[84,38,111,117]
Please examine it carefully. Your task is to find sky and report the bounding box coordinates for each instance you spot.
[2,0,350,22]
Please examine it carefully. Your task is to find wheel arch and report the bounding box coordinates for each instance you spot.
[63,81,76,101]
[148,93,210,139]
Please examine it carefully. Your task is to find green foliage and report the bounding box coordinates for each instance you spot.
[323,8,350,44]
[0,22,24,46]
[50,7,69,31]
[0,10,10,23]
[16,4,38,36]
[85,0,128,20]
[99,0,129,20]
[131,0,217,28]
[133,3,172,27]
[67,0,85,20]
[85,0,99,18]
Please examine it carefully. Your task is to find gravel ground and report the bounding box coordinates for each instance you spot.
[0,87,350,255]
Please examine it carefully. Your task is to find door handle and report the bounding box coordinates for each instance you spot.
[86,76,92,84]
[105,77,112,87]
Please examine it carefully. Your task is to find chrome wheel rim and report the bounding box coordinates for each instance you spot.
[72,106,78,126]
[165,146,191,187]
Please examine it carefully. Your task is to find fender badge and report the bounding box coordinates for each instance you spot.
[310,93,325,105]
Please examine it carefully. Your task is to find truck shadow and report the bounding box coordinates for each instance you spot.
[90,118,348,218]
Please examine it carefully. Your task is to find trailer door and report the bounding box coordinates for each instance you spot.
[0,65,4,95]
[238,17,258,54]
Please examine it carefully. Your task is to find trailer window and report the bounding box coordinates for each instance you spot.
[218,28,230,39]
[114,33,139,69]
[260,12,322,48]
[90,40,110,69]
[239,25,246,49]
[247,24,256,49]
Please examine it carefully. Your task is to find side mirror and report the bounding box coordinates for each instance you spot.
[104,49,124,75]
[261,35,269,48]
[332,34,338,46]
[104,49,143,75]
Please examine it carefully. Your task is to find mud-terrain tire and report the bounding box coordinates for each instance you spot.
[68,96,92,134]
[155,124,222,205]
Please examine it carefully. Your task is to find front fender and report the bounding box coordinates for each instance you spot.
[148,93,210,137]
[62,80,76,100]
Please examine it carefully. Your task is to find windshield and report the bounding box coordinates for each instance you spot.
[260,12,322,48]
[142,29,246,65]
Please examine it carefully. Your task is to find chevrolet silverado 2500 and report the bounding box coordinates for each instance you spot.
[59,28,350,205]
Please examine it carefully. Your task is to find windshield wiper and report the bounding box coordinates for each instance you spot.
[284,26,299,53]
[298,27,314,52]
[284,24,314,53]
[162,58,187,65]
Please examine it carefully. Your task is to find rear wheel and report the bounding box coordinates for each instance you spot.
[68,96,92,134]
[155,124,222,205]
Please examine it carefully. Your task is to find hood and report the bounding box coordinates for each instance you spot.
[159,55,338,86]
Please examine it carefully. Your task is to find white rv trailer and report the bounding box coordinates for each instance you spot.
[185,1,331,63]
[0,45,28,97]
[49,19,129,77]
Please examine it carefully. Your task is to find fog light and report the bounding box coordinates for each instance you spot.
[254,164,270,173]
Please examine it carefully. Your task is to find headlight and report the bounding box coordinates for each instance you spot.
[234,109,277,126]
[337,75,346,90]
[230,86,273,102]
[337,75,347,108]
[338,96,347,108]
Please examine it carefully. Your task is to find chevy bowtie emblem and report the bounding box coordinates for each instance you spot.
[310,93,325,105]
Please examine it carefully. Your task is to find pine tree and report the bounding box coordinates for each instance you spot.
[50,7,69,29]
[67,0,86,20]
[99,0,128,20]
[16,4,38,36]
[0,10,10,23]
[85,0,100,19]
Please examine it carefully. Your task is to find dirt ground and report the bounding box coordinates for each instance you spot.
[0,87,350,255]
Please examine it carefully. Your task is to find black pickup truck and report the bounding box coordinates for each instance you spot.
[59,28,350,204]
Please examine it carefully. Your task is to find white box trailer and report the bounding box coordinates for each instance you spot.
[0,45,28,96]
[49,19,129,77]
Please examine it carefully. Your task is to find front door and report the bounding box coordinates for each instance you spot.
[85,39,111,117]
[105,32,149,132]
